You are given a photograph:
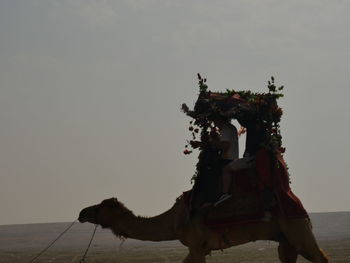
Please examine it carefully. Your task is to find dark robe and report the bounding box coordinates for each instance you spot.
[237,107,308,218]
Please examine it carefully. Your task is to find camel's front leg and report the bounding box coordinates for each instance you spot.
[182,247,206,263]
[182,253,206,263]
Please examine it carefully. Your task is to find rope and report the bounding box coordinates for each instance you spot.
[27,220,77,263]
[78,224,98,263]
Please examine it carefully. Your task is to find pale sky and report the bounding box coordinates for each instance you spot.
[1,0,349,225]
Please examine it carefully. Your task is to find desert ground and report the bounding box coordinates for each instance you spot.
[1,212,349,262]
[1,240,350,263]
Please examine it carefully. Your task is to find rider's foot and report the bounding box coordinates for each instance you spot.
[214,193,232,207]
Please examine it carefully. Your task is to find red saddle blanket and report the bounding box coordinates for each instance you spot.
[181,149,308,230]
[256,149,308,219]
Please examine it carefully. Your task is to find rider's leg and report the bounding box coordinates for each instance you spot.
[215,158,254,206]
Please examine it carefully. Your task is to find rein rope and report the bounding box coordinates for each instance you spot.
[79,224,98,263]
[26,220,98,263]
[27,220,77,263]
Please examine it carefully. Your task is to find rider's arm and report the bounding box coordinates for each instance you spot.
[190,140,229,150]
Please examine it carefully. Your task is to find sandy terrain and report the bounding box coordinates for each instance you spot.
[1,212,349,262]
[1,240,350,263]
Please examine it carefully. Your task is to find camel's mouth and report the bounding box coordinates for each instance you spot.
[78,205,98,224]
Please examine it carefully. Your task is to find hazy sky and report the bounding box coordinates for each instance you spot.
[1,0,349,225]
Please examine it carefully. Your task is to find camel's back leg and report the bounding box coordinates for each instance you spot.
[186,247,206,263]
[182,253,192,263]
[278,240,298,263]
[279,218,329,263]
[299,249,329,263]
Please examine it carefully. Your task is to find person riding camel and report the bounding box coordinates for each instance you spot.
[188,92,249,207]
[210,115,243,206]
[189,114,240,209]
[190,114,239,175]
[214,99,275,213]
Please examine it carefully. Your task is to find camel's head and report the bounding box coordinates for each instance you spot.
[78,198,128,229]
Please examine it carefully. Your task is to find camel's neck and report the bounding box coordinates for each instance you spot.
[110,203,178,242]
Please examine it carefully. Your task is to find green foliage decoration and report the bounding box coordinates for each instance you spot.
[181,74,286,183]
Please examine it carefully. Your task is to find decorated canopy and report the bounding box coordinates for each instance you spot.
[182,74,285,156]
[182,74,286,184]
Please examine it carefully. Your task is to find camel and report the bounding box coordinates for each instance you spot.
[78,195,329,263]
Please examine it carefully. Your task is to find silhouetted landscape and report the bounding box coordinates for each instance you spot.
[1,212,349,262]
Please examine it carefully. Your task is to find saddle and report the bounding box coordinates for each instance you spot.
[186,167,265,230]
